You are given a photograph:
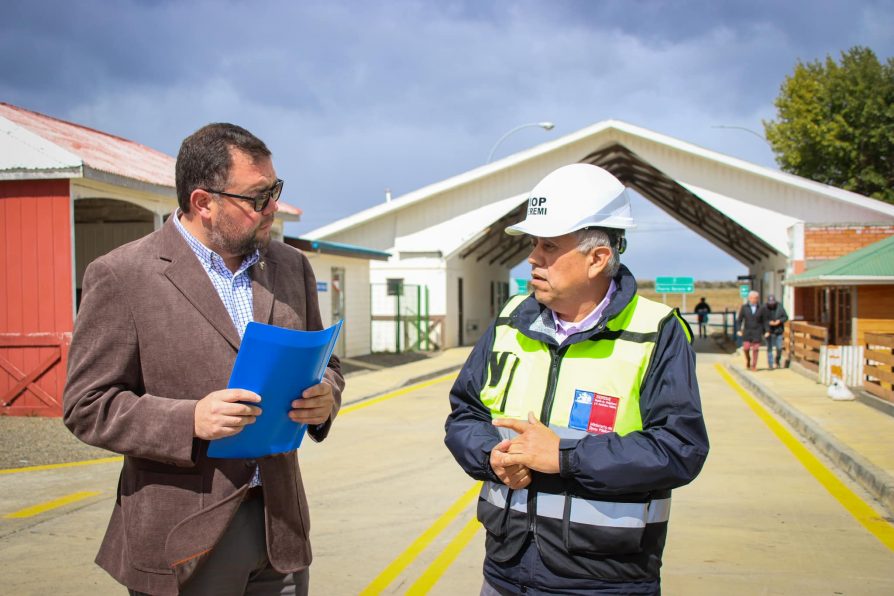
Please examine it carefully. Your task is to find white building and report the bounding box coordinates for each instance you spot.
[305,120,894,349]
[285,238,390,358]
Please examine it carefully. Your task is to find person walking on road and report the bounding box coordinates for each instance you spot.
[737,290,763,371]
[762,295,788,369]
[63,123,344,596]
[444,164,709,595]
[694,296,711,339]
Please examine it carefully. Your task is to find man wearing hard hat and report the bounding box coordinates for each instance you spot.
[445,164,709,595]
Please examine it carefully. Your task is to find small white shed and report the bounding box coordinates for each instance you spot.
[285,237,391,358]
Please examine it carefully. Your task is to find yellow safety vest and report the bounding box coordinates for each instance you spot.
[476,292,691,580]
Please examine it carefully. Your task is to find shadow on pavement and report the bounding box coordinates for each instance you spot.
[693,335,736,355]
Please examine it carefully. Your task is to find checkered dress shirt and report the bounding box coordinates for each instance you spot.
[174,212,262,486]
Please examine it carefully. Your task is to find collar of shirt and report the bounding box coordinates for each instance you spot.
[173,210,259,277]
[551,279,617,344]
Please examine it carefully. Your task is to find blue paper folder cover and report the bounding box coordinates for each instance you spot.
[207,320,342,459]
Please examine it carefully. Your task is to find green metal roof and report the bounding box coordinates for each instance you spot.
[787,235,894,286]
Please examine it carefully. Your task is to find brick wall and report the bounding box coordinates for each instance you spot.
[804,225,894,261]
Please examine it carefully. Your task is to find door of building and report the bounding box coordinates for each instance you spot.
[458,277,464,346]
[331,267,346,357]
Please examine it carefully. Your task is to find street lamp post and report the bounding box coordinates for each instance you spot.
[711,124,772,148]
[487,121,556,163]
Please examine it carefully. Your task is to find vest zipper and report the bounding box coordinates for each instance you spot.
[539,345,567,424]
[530,344,567,533]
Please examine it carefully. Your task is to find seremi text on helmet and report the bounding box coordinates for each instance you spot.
[506,163,635,239]
[528,196,548,215]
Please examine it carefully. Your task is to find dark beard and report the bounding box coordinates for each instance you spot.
[210,218,272,257]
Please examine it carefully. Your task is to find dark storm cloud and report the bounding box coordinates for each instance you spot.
[2,0,892,277]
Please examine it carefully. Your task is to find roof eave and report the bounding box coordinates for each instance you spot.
[82,165,175,198]
[785,275,894,287]
[305,121,621,239]
[0,166,83,181]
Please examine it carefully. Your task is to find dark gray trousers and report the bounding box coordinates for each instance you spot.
[130,497,307,596]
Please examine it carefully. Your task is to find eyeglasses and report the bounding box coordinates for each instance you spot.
[203,178,284,212]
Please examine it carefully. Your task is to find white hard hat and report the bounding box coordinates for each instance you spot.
[505,163,635,237]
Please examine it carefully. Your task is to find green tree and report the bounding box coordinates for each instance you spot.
[764,46,894,203]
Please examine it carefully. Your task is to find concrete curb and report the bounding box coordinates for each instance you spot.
[726,363,894,518]
[856,390,894,419]
[342,363,465,407]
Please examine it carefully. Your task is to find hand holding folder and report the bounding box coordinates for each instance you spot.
[207,320,343,459]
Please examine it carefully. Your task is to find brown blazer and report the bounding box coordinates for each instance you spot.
[63,217,344,596]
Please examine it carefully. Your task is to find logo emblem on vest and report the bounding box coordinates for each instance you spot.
[569,389,620,434]
[528,196,547,215]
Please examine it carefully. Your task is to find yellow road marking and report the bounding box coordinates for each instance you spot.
[406,514,482,595]
[3,490,102,519]
[359,482,481,595]
[0,374,458,475]
[340,373,458,416]
[0,456,123,475]
[716,364,894,552]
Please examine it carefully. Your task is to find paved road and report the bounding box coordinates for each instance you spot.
[2,351,893,594]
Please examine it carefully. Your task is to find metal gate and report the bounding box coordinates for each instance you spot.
[370,282,439,352]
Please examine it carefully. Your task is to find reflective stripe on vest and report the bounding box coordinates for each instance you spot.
[479,293,685,569]
[482,481,671,527]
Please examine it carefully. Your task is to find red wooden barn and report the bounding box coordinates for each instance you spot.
[0,103,301,416]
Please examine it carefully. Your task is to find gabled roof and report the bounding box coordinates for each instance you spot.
[786,235,894,286]
[393,193,526,258]
[0,102,301,219]
[0,102,176,188]
[306,119,894,242]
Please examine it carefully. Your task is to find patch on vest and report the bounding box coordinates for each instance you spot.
[569,389,620,434]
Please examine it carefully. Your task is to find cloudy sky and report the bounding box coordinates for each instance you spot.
[3,0,892,280]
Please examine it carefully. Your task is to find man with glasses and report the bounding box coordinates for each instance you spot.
[63,123,343,595]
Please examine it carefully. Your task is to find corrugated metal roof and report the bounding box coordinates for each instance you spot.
[0,114,81,174]
[0,102,176,187]
[0,102,301,219]
[787,235,894,285]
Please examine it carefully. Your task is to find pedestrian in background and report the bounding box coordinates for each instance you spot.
[737,290,763,371]
[694,296,711,339]
[762,294,788,369]
[63,123,343,596]
[445,164,708,595]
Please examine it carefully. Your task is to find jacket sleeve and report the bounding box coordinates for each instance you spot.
[299,251,345,443]
[63,259,198,467]
[558,315,709,496]
[444,324,503,482]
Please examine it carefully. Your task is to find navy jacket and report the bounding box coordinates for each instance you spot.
[445,266,709,500]
[737,303,764,343]
[762,303,789,336]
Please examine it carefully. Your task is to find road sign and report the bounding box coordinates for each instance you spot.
[739,284,750,298]
[655,276,694,294]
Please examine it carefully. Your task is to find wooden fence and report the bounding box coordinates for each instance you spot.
[864,333,894,403]
[786,321,828,372]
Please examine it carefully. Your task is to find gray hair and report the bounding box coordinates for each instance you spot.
[574,228,621,278]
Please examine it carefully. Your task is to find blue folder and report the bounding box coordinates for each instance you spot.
[207,320,343,459]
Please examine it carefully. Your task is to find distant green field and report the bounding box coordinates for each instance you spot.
[637,286,742,314]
